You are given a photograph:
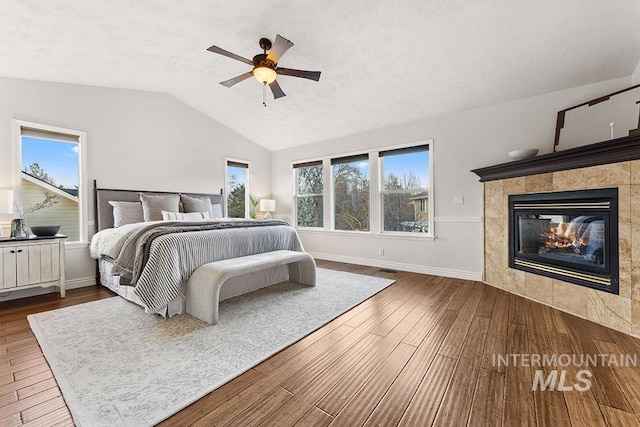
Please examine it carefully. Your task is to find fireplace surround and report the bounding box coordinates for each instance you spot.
[472,134,640,336]
[509,188,618,294]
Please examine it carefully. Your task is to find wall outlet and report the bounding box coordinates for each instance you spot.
[453,195,464,205]
[378,248,384,256]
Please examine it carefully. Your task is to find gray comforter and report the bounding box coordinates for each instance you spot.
[91,220,304,312]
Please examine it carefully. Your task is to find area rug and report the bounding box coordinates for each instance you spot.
[27,268,394,427]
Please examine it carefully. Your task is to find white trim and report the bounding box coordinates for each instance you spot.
[434,216,483,223]
[297,228,436,241]
[225,157,251,218]
[290,139,435,237]
[310,251,482,281]
[66,276,96,289]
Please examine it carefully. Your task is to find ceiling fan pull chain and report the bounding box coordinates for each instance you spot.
[263,83,267,107]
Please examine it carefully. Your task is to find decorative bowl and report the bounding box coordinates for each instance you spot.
[508,148,539,161]
[30,225,60,237]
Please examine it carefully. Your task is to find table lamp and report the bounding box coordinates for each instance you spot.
[259,199,275,219]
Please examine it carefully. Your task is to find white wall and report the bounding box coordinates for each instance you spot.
[271,76,633,280]
[0,77,271,301]
[633,60,640,84]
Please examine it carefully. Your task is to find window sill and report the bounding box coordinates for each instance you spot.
[295,228,436,242]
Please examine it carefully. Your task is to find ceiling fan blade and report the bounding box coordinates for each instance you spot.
[220,71,254,88]
[269,80,286,99]
[207,45,253,65]
[266,35,294,64]
[276,67,321,81]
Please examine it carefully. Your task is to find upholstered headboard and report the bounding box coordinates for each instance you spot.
[94,180,224,231]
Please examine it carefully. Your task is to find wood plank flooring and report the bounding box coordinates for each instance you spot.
[2,260,640,426]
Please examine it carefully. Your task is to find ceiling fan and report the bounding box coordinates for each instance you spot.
[206,35,321,105]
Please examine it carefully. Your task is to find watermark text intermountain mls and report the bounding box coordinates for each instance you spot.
[492,353,637,392]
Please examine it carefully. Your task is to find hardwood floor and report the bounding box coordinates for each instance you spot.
[2,260,640,426]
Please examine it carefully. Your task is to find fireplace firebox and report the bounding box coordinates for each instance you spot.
[509,188,618,294]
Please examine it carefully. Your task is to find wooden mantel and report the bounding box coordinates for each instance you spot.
[471,134,640,182]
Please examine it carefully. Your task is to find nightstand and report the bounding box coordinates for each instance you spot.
[0,235,67,298]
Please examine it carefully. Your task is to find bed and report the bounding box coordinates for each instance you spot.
[90,181,306,317]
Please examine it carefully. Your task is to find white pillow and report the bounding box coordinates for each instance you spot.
[109,201,144,227]
[162,210,211,221]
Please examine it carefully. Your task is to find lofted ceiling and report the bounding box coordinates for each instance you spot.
[0,1,639,151]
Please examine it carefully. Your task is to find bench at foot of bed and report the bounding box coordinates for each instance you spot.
[186,250,316,324]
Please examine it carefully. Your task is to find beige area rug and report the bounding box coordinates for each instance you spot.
[27,268,395,427]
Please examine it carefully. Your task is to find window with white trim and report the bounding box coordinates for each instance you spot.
[294,160,323,227]
[380,145,430,233]
[14,120,88,243]
[292,140,433,237]
[226,160,249,218]
[332,154,370,231]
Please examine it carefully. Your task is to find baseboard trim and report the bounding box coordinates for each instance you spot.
[309,252,483,281]
[66,276,97,290]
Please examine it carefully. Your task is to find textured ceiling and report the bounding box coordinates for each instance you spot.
[1,1,639,151]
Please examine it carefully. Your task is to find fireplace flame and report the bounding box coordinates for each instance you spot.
[541,223,589,251]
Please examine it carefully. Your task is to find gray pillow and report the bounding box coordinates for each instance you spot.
[181,194,223,218]
[181,194,211,213]
[108,201,144,227]
[139,193,180,221]
[211,203,223,219]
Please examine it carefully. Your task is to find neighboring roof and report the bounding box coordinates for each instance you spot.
[408,192,429,200]
[21,172,79,203]
[0,2,638,151]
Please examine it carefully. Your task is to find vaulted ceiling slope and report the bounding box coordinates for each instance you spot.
[1,1,639,151]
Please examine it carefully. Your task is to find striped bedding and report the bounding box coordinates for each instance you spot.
[90,220,304,314]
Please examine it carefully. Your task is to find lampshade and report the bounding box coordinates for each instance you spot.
[0,190,13,214]
[253,66,277,84]
[259,199,276,212]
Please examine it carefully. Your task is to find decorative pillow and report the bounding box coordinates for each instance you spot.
[211,203,223,219]
[108,201,144,228]
[139,193,180,221]
[181,194,224,218]
[161,211,211,221]
[181,194,211,212]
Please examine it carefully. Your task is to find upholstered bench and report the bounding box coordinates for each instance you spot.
[186,250,316,324]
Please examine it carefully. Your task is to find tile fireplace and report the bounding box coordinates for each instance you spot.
[472,134,640,336]
[509,188,618,294]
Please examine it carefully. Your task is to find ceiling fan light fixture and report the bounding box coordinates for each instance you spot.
[253,66,277,84]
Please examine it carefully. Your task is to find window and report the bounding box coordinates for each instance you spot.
[226,160,249,218]
[292,140,433,237]
[380,145,430,233]
[332,154,370,231]
[294,161,323,227]
[14,121,87,243]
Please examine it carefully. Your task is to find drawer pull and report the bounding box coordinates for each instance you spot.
[10,250,14,253]
[17,249,23,253]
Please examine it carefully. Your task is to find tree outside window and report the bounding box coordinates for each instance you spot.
[295,162,323,227]
[381,146,429,233]
[332,155,369,231]
[227,161,248,218]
